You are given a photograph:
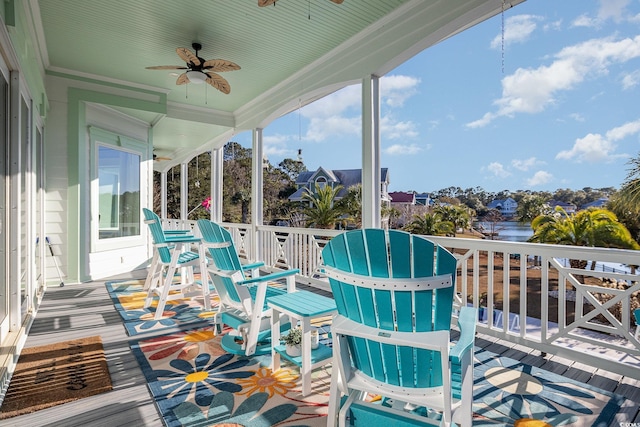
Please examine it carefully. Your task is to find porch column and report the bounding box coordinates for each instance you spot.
[160,171,167,219]
[251,128,264,261]
[211,147,223,222]
[361,74,381,228]
[180,162,188,222]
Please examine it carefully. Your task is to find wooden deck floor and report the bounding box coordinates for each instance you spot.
[5,272,640,426]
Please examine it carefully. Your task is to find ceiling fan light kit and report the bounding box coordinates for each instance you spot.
[186,70,207,84]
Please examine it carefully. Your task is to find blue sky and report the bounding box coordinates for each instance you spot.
[235,0,640,194]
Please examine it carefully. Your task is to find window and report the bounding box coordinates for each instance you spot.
[315,177,327,190]
[98,145,140,239]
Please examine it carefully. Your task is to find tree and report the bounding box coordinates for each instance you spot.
[336,184,362,228]
[609,152,640,243]
[301,185,344,229]
[434,204,472,231]
[278,158,308,182]
[515,195,551,223]
[403,212,454,236]
[223,142,252,223]
[529,207,639,269]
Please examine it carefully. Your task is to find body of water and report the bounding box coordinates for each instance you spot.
[476,221,533,242]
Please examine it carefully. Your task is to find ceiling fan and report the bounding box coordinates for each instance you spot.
[146,43,240,94]
[153,151,172,162]
[259,0,343,6]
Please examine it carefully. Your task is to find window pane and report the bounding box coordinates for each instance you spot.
[98,146,140,239]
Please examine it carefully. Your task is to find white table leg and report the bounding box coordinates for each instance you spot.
[271,308,282,372]
[301,316,312,396]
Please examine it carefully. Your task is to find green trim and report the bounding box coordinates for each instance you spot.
[67,87,166,282]
[49,69,168,105]
[4,0,15,27]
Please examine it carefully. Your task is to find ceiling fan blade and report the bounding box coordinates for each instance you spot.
[146,65,188,70]
[202,59,241,72]
[331,0,344,3]
[176,73,189,85]
[258,0,276,6]
[176,47,201,66]
[205,73,231,94]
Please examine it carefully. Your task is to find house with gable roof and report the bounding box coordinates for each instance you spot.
[288,167,390,204]
[486,197,518,218]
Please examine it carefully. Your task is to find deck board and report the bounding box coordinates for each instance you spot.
[4,272,640,427]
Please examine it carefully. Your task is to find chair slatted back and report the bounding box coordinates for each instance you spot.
[142,208,172,263]
[322,229,457,389]
[197,219,245,304]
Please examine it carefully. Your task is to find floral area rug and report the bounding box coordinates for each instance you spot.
[472,347,628,426]
[106,278,219,336]
[130,326,331,427]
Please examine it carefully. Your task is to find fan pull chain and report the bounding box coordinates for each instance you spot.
[501,0,506,74]
[298,98,302,140]
[308,0,311,19]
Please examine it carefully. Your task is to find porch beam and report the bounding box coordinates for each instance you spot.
[361,75,381,228]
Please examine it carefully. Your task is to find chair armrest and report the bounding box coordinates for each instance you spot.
[450,306,477,364]
[164,230,190,235]
[162,236,201,244]
[242,261,265,271]
[240,268,300,285]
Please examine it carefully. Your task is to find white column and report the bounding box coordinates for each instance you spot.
[361,75,381,228]
[211,147,223,222]
[251,129,264,261]
[180,162,188,222]
[160,171,167,219]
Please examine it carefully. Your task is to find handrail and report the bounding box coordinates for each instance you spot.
[164,219,640,379]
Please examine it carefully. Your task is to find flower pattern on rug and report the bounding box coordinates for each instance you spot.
[106,279,219,336]
[131,327,331,427]
[473,348,625,426]
[152,352,257,407]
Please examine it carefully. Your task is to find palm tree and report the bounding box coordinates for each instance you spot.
[609,152,640,244]
[529,207,639,269]
[336,184,362,228]
[301,185,344,229]
[403,212,454,236]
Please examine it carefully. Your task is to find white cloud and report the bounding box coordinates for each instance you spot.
[555,119,640,162]
[304,115,360,142]
[467,35,640,128]
[597,0,630,22]
[383,143,425,156]
[491,15,542,49]
[572,0,631,27]
[380,75,421,107]
[526,171,553,187]
[485,162,511,178]
[512,157,544,171]
[622,70,640,89]
[381,116,418,140]
[301,85,360,118]
[263,134,294,157]
[298,74,421,142]
[569,113,585,122]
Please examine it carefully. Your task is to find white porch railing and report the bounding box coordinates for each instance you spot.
[176,220,640,380]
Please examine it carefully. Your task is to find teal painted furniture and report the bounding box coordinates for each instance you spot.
[197,219,300,356]
[268,290,337,396]
[142,208,211,320]
[322,229,476,427]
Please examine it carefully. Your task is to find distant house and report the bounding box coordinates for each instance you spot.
[580,197,609,210]
[389,191,416,207]
[486,197,518,218]
[548,200,577,214]
[288,167,390,204]
[415,192,432,206]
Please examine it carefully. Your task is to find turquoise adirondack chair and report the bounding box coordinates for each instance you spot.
[142,208,211,320]
[322,229,476,427]
[197,219,300,356]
